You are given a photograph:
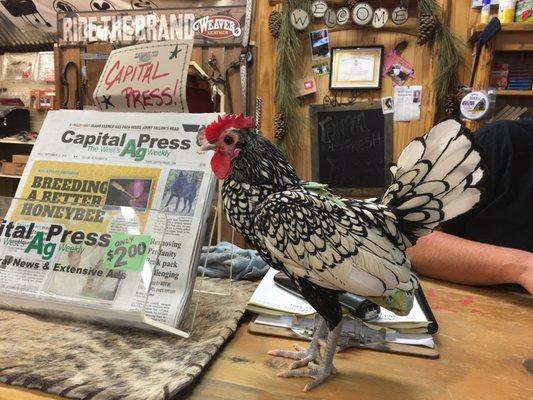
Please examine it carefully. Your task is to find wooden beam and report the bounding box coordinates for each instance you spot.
[256,0,277,140]
[465,40,495,132]
[306,18,418,38]
[269,0,418,9]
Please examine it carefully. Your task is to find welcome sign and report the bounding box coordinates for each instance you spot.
[57,7,246,46]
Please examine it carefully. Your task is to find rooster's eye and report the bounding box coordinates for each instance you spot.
[223,135,234,145]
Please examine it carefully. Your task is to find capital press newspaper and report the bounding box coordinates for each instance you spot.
[0,110,217,332]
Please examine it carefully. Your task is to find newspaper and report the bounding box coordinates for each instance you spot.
[393,85,422,122]
[0,110,217,335]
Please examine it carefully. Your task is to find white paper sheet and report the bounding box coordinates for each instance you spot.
[393,85,422,121]
[248,268,316,315]
[338,54,375,82]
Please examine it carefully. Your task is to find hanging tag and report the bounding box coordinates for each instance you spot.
[337,7,350,25]
[352,2,373,25]
[372,7,389,28]
[311,0,328,18]
[290,8,310,30]
[391,6,409,25]
[324,8,337,28]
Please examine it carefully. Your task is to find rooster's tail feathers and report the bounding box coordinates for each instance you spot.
[381,119,484,246]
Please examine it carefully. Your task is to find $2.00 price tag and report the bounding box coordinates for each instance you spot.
[103,233,151,272]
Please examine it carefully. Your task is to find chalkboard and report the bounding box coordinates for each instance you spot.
[310,102,393,197]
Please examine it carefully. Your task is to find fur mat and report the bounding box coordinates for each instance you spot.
[0,278,257,400]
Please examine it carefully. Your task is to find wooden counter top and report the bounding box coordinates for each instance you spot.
[1,279,531,400]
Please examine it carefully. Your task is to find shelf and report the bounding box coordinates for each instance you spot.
[0,138,34,145]
[496,90,533,96]
[0,173,21,179]
[494,42,533,52]
[469,22,533,43]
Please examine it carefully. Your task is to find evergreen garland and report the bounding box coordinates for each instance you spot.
[274,0,310,150]
[418,0,464,106]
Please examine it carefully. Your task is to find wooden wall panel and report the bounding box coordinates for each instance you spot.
[255,0,448,182]
[85,43,115,107]
[256,0,278,139]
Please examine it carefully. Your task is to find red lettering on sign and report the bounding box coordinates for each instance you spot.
[120,86,175,110]
[151,88,163,106]
[104,60,171,91]
[161,87,173,105]
[124,65,135,82]
[152,62,169,81]
[104,60,122,90]
[142,89,152,107]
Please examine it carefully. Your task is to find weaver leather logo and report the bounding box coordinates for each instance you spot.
[192,15,242,39]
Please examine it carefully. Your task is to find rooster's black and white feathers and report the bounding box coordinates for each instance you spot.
[221,119,484,327]
[382,119,484,245]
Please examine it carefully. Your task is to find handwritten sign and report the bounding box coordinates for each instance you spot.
[93,40,193,112]
[309,103,393,198]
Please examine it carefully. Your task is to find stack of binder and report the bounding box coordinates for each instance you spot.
[247,269,440,358]
[507,64,532,91]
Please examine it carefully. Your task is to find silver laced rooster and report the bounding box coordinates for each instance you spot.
[200,115,484,392]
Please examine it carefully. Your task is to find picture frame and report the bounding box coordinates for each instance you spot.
[309,102,393,198]
[309,28,330,60]
[329,46,384,90]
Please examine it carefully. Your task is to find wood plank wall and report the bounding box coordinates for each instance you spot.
[254,0,476,181]
[52,1,485,185]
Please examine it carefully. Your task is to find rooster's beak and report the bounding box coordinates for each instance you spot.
[200,142,217,152]
[199,133,217,152]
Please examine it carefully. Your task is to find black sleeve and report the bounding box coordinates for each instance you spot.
[441,120,533,252]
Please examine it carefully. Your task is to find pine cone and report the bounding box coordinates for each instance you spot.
[443,95,459,118]
[345,0,358,9]
[444,85,468,119]
[268,10,281,39]
[417,14,437,45]
[273,111,286,140]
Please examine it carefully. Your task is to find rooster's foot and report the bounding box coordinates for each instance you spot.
[277,361,336,392]
[276,320,342,392]
[268,344,321,369]
[267,316,327,369]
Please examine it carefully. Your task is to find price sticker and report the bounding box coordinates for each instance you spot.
[103,233,151,272]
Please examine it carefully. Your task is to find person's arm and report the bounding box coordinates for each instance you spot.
[408,231,533,294]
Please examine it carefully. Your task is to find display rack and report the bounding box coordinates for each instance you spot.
[0,196,231,338]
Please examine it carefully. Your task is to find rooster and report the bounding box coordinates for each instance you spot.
[201,114,484,391]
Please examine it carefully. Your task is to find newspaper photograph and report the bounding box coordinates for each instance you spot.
[0,110,218,333]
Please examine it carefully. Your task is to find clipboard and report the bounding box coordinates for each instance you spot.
[248,317,440,359]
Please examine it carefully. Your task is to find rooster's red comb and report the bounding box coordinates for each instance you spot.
[205,114,255,143]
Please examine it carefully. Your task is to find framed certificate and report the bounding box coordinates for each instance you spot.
[329,46,383,90]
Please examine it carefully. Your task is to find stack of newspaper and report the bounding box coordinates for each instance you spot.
[0,110,218,337]
[247,269,435,348]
